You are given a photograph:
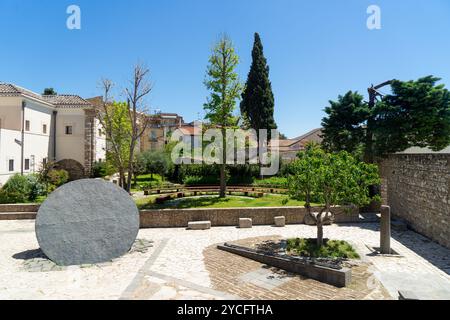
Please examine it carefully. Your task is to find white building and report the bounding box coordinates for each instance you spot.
[0,83,106,186]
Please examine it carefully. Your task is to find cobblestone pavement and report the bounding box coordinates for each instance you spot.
[0,220,449,300]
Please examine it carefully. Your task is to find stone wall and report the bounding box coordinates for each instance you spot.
[83,109,96,176]
[140,206,360,228]
[0,204,360,227]
[380,154,450,248]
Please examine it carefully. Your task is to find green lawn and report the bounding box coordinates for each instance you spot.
[136,194,308,210]
[131,174,163,192]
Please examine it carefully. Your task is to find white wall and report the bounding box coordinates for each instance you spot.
[55,108,86,165]
[0,98,53,185]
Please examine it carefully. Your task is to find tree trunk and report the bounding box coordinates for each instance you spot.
[219,163,226,198]
[317,222,324,247]
[219,128,227,198]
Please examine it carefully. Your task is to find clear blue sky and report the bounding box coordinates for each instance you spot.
[1,0,449,138]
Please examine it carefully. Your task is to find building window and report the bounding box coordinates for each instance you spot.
[8,159,14,172]
[43,158,47,166]
[150,130,157,141]
[24,159,30,170]
[25,120,30,131]
[65,126,73,135]
[98,129,102,137]
[43,124,47,134]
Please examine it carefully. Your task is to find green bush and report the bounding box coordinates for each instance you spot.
[0,174,31,203]
[92,161,116,178]
[286,238,360,259]
[26,174,46,201]
[253,176,288,188]
[47,169,69,188]
[183,175,219,186]
[177,164,260,185]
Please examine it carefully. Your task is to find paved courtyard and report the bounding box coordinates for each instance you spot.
[0,220,449,300]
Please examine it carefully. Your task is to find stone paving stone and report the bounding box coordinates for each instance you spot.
[1,221,450,299]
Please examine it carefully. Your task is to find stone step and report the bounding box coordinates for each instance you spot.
[187,221,211,230]
[0,204,39,213]
[0,212,37,220]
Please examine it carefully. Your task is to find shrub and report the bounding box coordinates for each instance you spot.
[47,169,69,188]
[183,175,219,186]
[26,174,46,201]
[286,238,360,259]
[253,176,288,188]
[0,174,31,203]
[92,161,116,178]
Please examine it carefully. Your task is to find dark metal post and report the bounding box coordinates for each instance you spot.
[380,205,391,254]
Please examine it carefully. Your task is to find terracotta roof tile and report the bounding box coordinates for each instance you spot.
[0,83,92,108]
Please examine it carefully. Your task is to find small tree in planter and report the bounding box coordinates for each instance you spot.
[288,144,380,246]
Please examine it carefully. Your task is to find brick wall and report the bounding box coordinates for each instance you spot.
[380,154,450,248]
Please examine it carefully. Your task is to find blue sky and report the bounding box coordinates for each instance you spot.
[1,0,449,138]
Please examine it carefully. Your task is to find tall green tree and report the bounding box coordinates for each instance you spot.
[99,101,132,188]
[321,91,369,156]
[203,34,242,197]
[240,33,277,140]
[321,76,450,161]
[373,76,450,155]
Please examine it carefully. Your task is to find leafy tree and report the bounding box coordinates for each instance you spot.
[136,150,170,180]
[100,101,132,188]
[288,145,380,246]
[322,76,450,161]
[42,88,57,95]
[321,91,369,156]
[99,63,152,192]
[203,34,243,197]
[373,76,450,155]
[240,33,277,140]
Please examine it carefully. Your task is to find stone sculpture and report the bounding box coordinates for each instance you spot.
[36,179,139,266]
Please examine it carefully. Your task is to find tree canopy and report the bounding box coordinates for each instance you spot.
[240,33,277,139]
[42,88,57,96]
[288,144,380,246]
[321,76,450,160]
[203,34,242,197]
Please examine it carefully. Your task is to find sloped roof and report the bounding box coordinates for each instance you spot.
[179,125,202,136]
[292,128,323,141]
[0,83,92,108]
[41,94,91,108]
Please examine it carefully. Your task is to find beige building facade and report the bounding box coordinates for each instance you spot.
[0,84,105,185]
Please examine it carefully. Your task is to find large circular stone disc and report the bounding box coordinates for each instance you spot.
[36,179,139,266]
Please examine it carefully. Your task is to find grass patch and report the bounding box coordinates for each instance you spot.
[137,194,308,210]
[252,176,288,188]
[286,238,360,259]
[131,174,163,191]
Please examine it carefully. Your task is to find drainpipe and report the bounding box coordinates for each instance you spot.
[21,101,25,175]
[53,111,57,160]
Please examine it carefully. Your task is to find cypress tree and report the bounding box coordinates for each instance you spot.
[241,33,277,140]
